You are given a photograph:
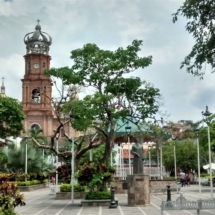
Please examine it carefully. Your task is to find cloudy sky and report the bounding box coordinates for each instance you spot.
[0,0,214,123]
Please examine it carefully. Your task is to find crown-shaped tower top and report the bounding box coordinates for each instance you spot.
[24,19,52,54]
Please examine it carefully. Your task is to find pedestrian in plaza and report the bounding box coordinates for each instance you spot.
[51,176,56,185]
[179,170,185,187]
[185,173,190,186]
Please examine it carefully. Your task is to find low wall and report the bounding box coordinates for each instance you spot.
[17,183,48,192]
[111,179,176,194]
[81,199,118,207]
[56,192,85,199]
[150,179,175,186]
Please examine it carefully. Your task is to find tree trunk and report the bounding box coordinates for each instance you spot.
[102,138,111,164]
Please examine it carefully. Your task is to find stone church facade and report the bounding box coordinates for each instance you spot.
[21,21,76,141]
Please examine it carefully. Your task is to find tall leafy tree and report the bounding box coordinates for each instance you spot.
[159,139,208,174]
[0,97,25,139]
[173,0,215,78]
[198,120,215,154]
[45,40,161,164]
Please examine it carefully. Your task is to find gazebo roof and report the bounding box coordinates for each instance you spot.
[114,119,149,135]
[114,118,150,143]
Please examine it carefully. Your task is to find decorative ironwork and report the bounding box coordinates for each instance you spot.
[161,194,215,215]
[24,20,52,54]
[115,166,169,180]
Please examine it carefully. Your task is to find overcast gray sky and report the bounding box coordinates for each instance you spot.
[0,0,214,123]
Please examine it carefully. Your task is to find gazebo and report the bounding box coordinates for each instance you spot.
[112,119,156,179]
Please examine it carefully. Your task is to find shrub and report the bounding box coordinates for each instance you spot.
[16,179,48,186]
[76,163,115,191]
[60,184,85,192]
[0,173,17,182]
[0,181,25,213]
[85,191,111,200]
[16,181,31,186]
[57,165,71,183]
[0,208,18,215]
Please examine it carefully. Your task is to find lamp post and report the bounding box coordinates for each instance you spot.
[42,142,45,159]
[70,114,75,205]
[125,123,132,175]
[196,133,201,193]
[55,136,59,193]
[119,144,122,179]
[202,106,213,198]
[25,135,28,181]
[147,143,155,178]
[160,144,163,179]
[171,135,177,180]
[148,145,152,179]
[120,143,125,180]
[153,117,164,179]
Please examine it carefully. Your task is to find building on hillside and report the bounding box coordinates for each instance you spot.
[21,21,78,144]
[175,120,192,132]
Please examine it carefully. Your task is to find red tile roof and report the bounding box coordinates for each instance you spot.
[122,149,148,159]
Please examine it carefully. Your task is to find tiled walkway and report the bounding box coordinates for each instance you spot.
[15,185,215,215]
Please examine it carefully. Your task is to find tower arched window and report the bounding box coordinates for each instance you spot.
[32,88,40,103]
[30,123,41,130]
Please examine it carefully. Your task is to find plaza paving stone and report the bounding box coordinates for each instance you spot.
[14,185,215,215]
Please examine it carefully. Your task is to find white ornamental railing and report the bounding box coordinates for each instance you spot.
[114,166,169,180]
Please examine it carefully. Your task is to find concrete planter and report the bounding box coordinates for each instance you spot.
[56,191,85,199]
[81,199,118,207]
[17,183,48,192]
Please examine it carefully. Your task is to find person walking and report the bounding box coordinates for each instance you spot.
[185,173,190,186]
[179,170,185,187]
[51,176,56,185]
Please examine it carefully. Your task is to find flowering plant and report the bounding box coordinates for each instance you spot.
[0,174,25,214]
[76,162,115,191]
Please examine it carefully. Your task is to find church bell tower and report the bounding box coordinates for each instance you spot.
[22,20,54,136]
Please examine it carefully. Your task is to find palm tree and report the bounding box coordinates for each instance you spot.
[6,138,55,177]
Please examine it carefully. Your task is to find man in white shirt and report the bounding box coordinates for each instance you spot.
[179,170,185,187]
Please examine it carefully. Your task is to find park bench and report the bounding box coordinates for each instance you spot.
[161,194,215,215]
[150,183,181,194]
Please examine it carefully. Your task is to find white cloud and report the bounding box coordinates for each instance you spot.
[1,0,215,123]
[0,54,24,100]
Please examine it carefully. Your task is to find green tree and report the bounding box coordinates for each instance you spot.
[6,141,55,177]
[25,129,54,160]
[78,144,116,166]
[159,139,208,174]
[45,40,161,164]
[0,97,25,139]
[198,121,215,154]
[173,0,215,78]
